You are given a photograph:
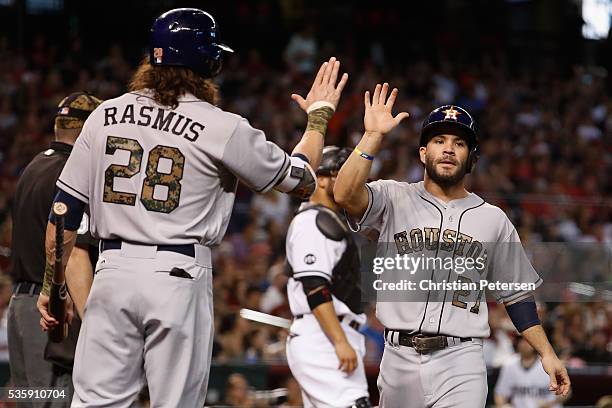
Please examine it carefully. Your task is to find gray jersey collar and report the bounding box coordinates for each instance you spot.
[415,181,484,209]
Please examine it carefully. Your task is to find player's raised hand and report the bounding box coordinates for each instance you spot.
[291,56,349,112]
[541,353,571,397]
[335,340,358,374]
[364,83,409,135]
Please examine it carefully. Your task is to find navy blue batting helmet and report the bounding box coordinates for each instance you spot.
[150,8,233,78]
[420,105,479,173]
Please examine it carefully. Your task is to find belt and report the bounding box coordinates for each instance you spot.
[295,314,361,331]
[385,328,472,354]
[101,239,195,258]
[13,282,42,296]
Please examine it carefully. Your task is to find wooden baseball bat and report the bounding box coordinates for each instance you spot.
[49,202,68,343]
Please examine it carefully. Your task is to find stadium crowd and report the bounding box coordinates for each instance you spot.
[0,22,609,403]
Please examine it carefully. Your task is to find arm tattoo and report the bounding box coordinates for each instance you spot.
[41,259,54,296]
[306,106,334,135]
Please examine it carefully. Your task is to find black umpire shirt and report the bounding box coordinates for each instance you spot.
[10,141,94,285]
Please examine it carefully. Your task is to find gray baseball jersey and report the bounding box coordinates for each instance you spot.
[58,90,299,246]
[58,90,315,406]
[355,180,542,338]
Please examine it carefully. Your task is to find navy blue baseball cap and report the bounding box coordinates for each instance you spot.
[420,105,478,149]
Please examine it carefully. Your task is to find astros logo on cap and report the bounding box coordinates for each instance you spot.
[443,106,461,120]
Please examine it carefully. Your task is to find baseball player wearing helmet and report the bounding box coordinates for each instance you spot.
[40,8,348,407]
[285,146,371,408]
[334,83,570,407]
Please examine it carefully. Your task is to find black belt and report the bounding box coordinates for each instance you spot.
[13,282,42,296]
[295,314,361,331]
[101,239,195,258]
[385,329,472,354]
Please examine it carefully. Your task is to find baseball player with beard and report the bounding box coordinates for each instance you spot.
[334,83,570,407]
[285,146,371,408]
[39,8,348,407]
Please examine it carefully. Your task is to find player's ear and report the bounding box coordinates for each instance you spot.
[419,146,427,165]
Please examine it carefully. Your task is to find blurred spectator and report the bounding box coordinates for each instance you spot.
[224,373,255,408]
[484,304,517,368]
[264,329,289,362]
[251,191,291,230]
[574,330,612,364]
[284,24,318,75]
[494,337,567,408]
[217,314,251,362]
[245,328,269,363]
[260,262,288,315]
[245,285,265,311]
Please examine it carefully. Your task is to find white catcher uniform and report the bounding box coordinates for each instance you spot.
[353,180,542,408]
[57,90,314,407]
[285,203,369,407]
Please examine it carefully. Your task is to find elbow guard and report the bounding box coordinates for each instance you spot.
[274,155,317,199]
[300,276,332,310]
[505,296,540,333]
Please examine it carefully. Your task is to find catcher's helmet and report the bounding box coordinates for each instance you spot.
[317,146,352,176]
[420,105,479,173]
[150,8,233,78]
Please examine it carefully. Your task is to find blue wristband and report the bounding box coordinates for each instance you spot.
[355,148,374,161]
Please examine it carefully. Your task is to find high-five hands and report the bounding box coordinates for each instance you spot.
[291,57,349,112]
[364,82,409,135]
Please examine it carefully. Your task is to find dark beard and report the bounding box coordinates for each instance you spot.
[425,156,466,188]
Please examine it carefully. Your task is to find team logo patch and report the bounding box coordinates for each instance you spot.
[153,47,163,63]
[60,107,69,115]
[304,254,316,265]
[443,106,460,120]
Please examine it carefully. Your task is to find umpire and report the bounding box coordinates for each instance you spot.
[8,92,101,406]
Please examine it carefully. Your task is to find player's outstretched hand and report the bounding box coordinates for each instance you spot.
[541,353,570,397]
[335,340,358,374]
[364,83,409,135]
[291,56,348,112]
[37,294,58,331]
